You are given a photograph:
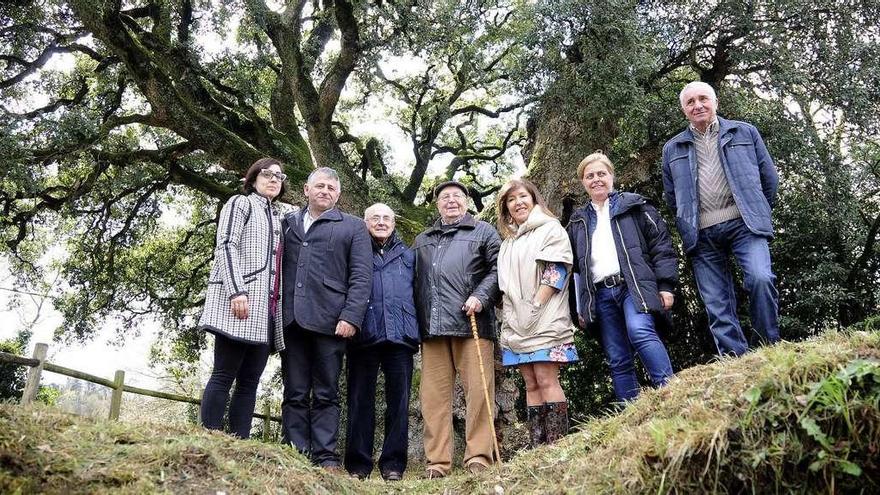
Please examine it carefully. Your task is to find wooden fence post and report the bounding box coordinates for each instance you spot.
[21,343,48,405]
[109,370,125,420]
[262,400,271,442]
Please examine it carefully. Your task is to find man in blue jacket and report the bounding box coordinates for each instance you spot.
[344,203,420,481]
[662,81,780,356]
[280,167,372,469]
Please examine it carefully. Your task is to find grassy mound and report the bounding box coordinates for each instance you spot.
[1,328,878,494]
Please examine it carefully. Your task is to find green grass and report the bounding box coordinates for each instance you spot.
[1,327,878,494]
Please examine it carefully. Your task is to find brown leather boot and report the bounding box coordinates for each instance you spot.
[544,401,569,443]
[527,404,547,447]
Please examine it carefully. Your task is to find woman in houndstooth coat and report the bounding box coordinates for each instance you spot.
[198,157,289,439]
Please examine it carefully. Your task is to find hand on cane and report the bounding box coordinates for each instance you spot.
[462,296,483,316]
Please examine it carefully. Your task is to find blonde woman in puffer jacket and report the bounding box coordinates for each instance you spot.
[496,178,579,448]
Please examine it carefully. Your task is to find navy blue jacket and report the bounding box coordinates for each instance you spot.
[662,117,779,254]
[281,207,372,335]
[354,232,420,350]
[566,192,678,325]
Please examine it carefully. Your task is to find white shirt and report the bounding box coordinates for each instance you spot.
[589,199,621,283]
[303,208,321,233]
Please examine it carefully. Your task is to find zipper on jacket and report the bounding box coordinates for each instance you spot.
[615,219,649,312]
[577,217,594,321]
[718,137,759,234]
[643,211,658,234]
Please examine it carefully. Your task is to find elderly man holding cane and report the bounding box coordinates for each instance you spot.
[414,180,502,478]
[344,203,420,481]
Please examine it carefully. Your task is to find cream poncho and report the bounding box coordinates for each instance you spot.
[498,206,575,354]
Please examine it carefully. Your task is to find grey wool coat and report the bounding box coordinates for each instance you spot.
[198,193,286,351]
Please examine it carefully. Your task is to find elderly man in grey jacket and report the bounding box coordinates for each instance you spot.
[413,180,501,478]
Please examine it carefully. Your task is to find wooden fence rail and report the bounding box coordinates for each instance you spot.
[0,343,282,437]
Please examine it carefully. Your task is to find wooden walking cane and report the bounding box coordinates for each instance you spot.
[469,312,502,465]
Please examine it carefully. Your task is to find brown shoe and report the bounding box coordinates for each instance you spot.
[424,468,446,479]
[466,462,488,475]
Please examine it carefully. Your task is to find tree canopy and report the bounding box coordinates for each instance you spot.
[1,0,879,415]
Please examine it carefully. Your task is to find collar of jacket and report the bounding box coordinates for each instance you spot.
[372,230,401,253]
[300,206,343,223]
[570,191,646,223]
[513,205,556,238]
[372,231,407,265]
[248,192,273,207]
[670,116,740,145]
[425,212,477,235]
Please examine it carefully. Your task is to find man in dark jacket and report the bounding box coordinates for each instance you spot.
[280,167,372,469]
[662,81,780,356]
[413,180,501,478]
[344,203,419,482]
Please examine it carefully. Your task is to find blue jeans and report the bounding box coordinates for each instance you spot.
[595,285,674,402]
[344,343,414,477]
[201,332,270,439]
[691,218,780,356]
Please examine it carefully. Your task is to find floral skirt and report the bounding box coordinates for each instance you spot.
[501,342,579,366]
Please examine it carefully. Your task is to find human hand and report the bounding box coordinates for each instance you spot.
[659,291,674,311]
[230,295,249,320]
[578,316,586,329]
[335,320,357,338]
[461,296,483,316]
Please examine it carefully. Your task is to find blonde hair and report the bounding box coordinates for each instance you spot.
[495,179,556,239]
[576,150,616,180]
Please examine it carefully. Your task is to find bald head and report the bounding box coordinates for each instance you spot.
[364,203,396,243]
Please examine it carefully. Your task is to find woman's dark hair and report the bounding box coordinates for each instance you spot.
[242,157,287,199]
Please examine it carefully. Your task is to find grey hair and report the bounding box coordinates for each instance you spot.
[679,81,717,107]
[363,202,396,221]
[307,167,341,188]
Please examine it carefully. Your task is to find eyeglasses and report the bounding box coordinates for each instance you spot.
[259,169,288,182]
[367,214,395,224]
[438,192,466,202]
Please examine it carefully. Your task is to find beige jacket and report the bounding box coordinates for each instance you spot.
[498,206,575,354]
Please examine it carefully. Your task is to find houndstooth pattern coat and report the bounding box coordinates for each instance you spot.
[198,193,287,351]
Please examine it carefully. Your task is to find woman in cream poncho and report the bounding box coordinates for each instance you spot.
[496,178,578,447]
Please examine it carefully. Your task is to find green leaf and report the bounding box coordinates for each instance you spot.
[744,386,762,404]
[799,417,832,450]
[837,460,863,477]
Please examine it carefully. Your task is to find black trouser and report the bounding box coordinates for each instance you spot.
[280,324,347,466]
[200,332,270,439]
[344,342,415,476]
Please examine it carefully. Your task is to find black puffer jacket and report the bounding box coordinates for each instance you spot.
[413,213,501,340]
[566,192,678,325]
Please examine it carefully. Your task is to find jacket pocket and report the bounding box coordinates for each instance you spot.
[401,303,421,344]
[512,299,542,336]
[323,276,348,294]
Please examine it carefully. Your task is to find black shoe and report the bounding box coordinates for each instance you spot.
[382,470,403,481]
[349,471,369,480]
